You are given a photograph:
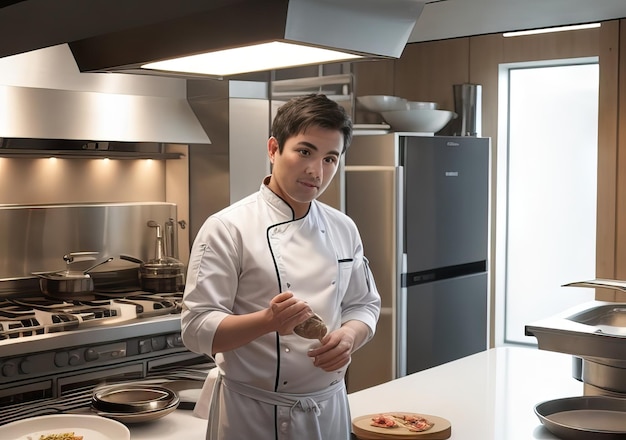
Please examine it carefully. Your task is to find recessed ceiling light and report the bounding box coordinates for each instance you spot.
[503,23,600,38]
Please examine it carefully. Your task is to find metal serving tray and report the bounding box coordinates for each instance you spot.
[535,396,626,440]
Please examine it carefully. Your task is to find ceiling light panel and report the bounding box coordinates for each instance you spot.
[142,42,362,76]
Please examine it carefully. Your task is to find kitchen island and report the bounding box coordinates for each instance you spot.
[128,347,582,439]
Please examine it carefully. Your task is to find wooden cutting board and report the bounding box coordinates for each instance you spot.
[352,412,452,440]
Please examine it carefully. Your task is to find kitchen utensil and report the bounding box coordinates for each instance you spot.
[35,253,114,299]
[380,109,457,133]
[535,396,626,439]
[119,220,185,293]
[352,412,451,439]
[357,95,409,113]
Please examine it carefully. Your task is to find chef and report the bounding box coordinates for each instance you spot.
[181,93,381,440]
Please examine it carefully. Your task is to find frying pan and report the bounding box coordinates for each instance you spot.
[535,396,626,439]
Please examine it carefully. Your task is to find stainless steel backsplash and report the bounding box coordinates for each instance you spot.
[0,202,178,280]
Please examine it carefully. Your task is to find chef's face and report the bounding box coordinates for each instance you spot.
[267,125,342,218]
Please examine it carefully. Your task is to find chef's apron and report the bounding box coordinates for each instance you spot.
[200,370,350,440]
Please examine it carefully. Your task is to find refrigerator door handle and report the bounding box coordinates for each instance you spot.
[396,164,407,378]
[397,252,408,378]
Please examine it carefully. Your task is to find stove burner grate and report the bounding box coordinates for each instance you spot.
[0,291,182,340]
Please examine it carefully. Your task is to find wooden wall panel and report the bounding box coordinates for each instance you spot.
[352,58,396,125]
[469,34,503,143]
[467,33,503,346]
[393,38,470,111]
[596,20,626,301]
[353,58,395,96]
[595,21,620,301]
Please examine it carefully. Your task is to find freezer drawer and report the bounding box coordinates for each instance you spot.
[404,271,488,374]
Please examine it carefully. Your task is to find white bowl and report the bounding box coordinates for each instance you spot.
[407,101,439,110]
[381,109,457,133]
[357,95,408,113]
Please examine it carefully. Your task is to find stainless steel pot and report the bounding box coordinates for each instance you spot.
[120,254,185,293]
[35,252,114,299]
[119,220,185,293]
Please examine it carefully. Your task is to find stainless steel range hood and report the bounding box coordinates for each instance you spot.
[67,0,426,77]
[0,45,211,157]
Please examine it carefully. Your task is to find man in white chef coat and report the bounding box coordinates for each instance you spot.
[182,93,381,440]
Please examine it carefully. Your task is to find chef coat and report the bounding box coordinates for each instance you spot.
[182,178,381,439]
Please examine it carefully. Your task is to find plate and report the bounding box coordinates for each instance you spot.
[352,412,451,440]
[535,396,626,439]
[0,414,130,440]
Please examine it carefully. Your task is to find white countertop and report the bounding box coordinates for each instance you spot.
[128,347,582,439]
[348,347,583,440]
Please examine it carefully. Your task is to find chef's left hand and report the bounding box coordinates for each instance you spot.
[307,326,357,372]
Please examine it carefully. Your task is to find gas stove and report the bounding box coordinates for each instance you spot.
[0,289,209,416]
[0,203,212,422]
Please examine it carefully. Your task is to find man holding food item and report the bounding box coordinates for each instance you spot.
[182,93,381,440]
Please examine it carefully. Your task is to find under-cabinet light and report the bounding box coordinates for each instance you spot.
[141,41,363,76]
[503,23,600,37]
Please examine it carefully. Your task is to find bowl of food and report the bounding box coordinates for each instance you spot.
[380,109,457,133]
[357,95,408,113]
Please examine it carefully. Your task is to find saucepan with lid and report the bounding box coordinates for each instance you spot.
[120,220,186,293]
[34,252,114,300]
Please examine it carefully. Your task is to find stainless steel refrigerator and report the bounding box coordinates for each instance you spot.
[344,133,490,392]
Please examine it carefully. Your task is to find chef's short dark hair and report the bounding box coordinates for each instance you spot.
[272,94,353,154]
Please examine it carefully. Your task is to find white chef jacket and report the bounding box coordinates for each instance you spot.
[182,178,381,440]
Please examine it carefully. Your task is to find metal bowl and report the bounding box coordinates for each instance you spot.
[91,384,178,414]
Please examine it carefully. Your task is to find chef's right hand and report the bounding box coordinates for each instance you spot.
[269,291,312,336]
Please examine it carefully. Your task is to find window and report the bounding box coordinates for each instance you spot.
[495,59,599,345]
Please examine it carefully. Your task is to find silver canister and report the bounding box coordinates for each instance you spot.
[453,83,482,136]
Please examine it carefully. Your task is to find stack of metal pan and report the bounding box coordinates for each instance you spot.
[91,384,180,424]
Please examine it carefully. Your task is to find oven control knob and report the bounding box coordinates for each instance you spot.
[55,352,69,367]
[167,334,183,347]
[68,352,81,366]
[20,359,34,374]
[151,336,167,351]
[1,361,17,377]
[84,348,99,362]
